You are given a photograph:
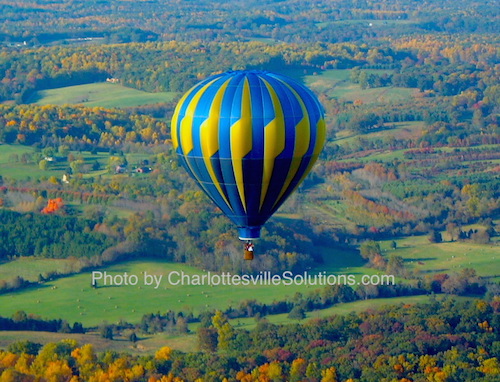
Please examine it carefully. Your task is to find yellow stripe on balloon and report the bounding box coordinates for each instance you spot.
[314,119,326,157]
[279,118,326,203]
[176,78,220,201]
[171,87,194,150]
[179,79,218,155]
[200,79,232,209]
[299,118,326,180]
[231,78,253,212]
[272,80,311,208]
[260,79,286,210]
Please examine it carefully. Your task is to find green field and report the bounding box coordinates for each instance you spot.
[29,82,178,108]
[333,121,426,145]
[378,235,500,280]
[332,85,415,104]
[0,253,373,326]
[0,258,72,283]
[0,329,198,354]
[0,209,496,328]
[303,69,351,92]
[303,69,416,104]
[303,201,359,233]
[0,144,36,163]
[0,144,62,180]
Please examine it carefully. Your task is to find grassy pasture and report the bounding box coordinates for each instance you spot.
[0,145,36,163]
[378,235,500,280]
[0,261,290,326]
[303,70,351,93]
[333,121,426,145]
[29,83,178,108]
[332,85,416,104]
[0,144,154,182]
[0,245,387,327]
[0,188,495,328]
[303,201,358,232]
[303,68,416,105]
[0,258,72,283]
[0,144,61,180]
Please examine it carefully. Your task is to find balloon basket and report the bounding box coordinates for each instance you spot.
[244,241,255,260]
[244,250,254,260]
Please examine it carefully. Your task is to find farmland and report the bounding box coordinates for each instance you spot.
[0,251,376,327]
[28,82,178,108]
[378,235,500,280]
[303,69,417,104]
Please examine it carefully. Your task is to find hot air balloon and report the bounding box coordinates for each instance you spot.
[171,70,325,259]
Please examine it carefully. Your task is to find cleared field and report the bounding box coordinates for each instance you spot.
[341,147,410,162]
[303,68,416,105]
[378,235,500,280]
[0,258,72,283]
[1,209,494,328]
[0,144,62,180]
[333,121,426,145]
[0,144,36,163]
[303,201,358,233]
[0,251,377,327]
[29,82,178,108]
[303,70,351,93]
[333,85,416,104]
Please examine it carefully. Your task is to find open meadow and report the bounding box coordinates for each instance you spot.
[379,234,500,281]
[303,69,416,104]
[28,82,178,108]
[0,245,386,327]
[0,144,62,180]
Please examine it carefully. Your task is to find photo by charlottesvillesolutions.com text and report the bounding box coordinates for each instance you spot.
[91,271,396,289]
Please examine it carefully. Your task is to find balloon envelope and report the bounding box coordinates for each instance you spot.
[171,70,325,240]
